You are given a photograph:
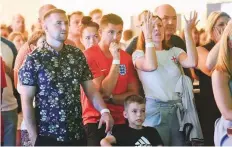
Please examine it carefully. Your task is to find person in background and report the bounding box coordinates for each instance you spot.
[196,11,230,146]
[82,13,139,146]
[67,11,85,50]
[100,95,163,146]
[1,37,18,146]
[31,22,42,33]
[16,30,45,146]
[212,20,232,146]
[10,14,28,40]
[1,56,7,146]
[14,4,56,88]
[89,8,103,25]
[79,16,100,50]
[132,11,198,145]
[122,29,134,49]
[125,10,149,55]
[0,24,10,39]
[199,28,207,46]
[8,32,25,51]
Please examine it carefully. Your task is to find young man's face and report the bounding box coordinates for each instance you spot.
[81,26,99,49]
[100,23,123,46]
[44,13,69,42]
[69,14,83,36]
[124,102,146,129]
[92,12,102,25]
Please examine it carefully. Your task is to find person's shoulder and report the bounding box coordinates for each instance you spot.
[65,44,83,54]
[84,45,100,56]
[171,35,184,42]
[1,37,14,47]
[1,37,17,53]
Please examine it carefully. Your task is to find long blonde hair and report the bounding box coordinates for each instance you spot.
[205,11,230,44]
[215,21,232,78]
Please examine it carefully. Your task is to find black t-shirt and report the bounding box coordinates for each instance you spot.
[112,125,163,146]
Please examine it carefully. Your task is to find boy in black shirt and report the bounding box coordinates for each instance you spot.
[101,95,163,146]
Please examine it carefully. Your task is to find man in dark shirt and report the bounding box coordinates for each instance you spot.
[18,8,113,146]
[126,5,186,55]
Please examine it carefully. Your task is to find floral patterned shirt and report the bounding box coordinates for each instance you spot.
[19,42,93,141]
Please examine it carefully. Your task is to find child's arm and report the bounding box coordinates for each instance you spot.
[100,134,116,146]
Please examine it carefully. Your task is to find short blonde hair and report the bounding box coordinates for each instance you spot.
[205,11,230,44]
[43,8,67,21]
[89,9,102,17]
[68,11,83,21]
[8,32,25,42]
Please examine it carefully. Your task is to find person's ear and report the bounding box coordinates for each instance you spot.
[43,21,48,33]
[98,28,103,37]
[123,111,128,119]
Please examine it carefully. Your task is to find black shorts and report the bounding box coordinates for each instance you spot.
[84,123,124,146]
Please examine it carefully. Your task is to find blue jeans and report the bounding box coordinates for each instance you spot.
[1,108,18,146]
[143,98,184,146]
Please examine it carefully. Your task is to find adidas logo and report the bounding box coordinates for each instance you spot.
[135,136,152,146]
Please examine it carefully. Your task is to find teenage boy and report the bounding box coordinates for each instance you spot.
[82,13,139,146]
[101,95,163,146]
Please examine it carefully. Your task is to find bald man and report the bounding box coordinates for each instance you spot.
[11,14,28,40]
[155,4,186,50]
[38,4,56,24]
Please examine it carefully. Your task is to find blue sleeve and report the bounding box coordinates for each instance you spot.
[19,55,38,86]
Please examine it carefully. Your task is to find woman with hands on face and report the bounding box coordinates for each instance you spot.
[132,11,198,146]
[196,11,230,146]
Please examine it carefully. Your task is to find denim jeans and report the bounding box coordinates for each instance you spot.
[1,108,18,146]
[143,98,184,146]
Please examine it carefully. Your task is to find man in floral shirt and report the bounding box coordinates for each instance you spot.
[18,8,113,146]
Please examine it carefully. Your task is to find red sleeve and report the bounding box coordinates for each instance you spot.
[1,57,7,88]
[84,50,103,79]
[127,55,138,84]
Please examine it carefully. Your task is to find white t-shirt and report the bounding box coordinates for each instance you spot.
[1,42,18,111]
[132,47,185,102]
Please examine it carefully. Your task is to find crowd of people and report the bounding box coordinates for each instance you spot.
[1,3,232,146]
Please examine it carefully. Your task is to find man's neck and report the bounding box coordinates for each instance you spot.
[129,124,143,130]
[46,37,64,52]
[98,41,111,56]
[68,34,80,43]
[154,43,163,50]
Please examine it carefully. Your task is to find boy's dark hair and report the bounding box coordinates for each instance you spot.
[100,13,123,28]
[124,95,145,109]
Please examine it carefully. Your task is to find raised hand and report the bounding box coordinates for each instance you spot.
[213,26,224,43]
[184,11,198,32]
[141,11,153,40]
